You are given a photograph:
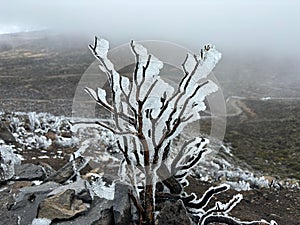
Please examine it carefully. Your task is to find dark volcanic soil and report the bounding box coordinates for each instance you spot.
[225,98,300,180]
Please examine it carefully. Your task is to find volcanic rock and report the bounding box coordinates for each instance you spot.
[44,156,87,183]
[47,178,93,203]
[156,200,192,225]
[0,121,16,144]
[0,189,18,225]
[11,181,60,225]
[113,182,133,225]
[51,197,114,225]
[14,163,47,181]
[38,189,88,220]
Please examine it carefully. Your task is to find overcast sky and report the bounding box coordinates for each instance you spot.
[1,0,300,53]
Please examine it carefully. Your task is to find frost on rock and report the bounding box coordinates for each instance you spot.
[89,174,115,200]
[55,136,78,148]
[0,145,21,181]
[70,122,120,169]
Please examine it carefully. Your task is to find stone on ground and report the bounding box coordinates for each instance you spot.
[38,189,88,220]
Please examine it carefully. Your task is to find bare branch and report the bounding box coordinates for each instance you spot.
[129,190,144,214]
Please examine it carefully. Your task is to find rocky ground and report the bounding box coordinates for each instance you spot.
[0,31,299,224]
[0,111,299,225]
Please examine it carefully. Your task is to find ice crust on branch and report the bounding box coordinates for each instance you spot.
[86,37,220,173]
[85,37,277,225]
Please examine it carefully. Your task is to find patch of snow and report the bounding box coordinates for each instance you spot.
[31,218,52,225]
[226,180,251,191]
[56,136,78,148]
[261,97,271,101]
[38,155,50,159]
[32,180,43,186]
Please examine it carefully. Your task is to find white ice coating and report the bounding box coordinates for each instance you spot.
[90,175,115,200]
[95,38,109,57]
[86,38,223,204]
[89,37,123,116]
[0,145,21,181]
[194,143,272,191]
[31,218,52,225]
[55,136,78,148]
[85,87,111,110]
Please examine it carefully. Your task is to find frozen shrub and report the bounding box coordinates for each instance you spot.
[85,37,277,225]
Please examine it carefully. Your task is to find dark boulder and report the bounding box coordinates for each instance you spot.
[0,121,16,144]
[0,189,18,225]
[113,182,134,225]
[156,200,192,225]
[44,156,87,184]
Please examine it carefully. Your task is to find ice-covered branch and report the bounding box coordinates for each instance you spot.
[198,193,243,222]
[202,216,277,225]
[183,184,229,211]
[170,137,209,188]
[85,87,113,111]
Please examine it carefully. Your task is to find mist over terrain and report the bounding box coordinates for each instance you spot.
[1,0,300,52]
[1,0,299,99]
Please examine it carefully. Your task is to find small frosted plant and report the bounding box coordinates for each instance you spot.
[85,37,277,225]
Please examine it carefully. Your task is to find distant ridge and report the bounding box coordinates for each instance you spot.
[0,24,46,35]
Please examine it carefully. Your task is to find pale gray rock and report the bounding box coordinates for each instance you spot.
[47,178,93,203]
[14,163,47,181]
[48,178,89,195]
[38,189,88,220]
[51,197,114,225]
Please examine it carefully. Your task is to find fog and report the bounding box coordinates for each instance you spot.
[1,0,300,54]
[1,0,300,98]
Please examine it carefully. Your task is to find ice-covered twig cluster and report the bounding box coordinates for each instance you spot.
[5,112,75,150]
[0,145,21,181]
[85,37,277,225]
[192,143,270,191]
